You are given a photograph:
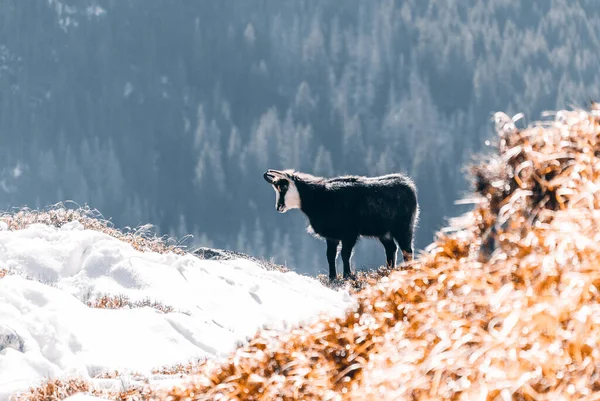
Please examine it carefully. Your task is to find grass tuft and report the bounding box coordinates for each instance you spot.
[152,358,207,376]
[13,379,91,401]
[86,294,187,315]
[318,262,417,293]
[0,203,186,255]
[12,377,153,401]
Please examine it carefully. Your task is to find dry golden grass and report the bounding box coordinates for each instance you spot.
[152,359,207,376]
[12,379,91,401]
[150,104,600,400]
[11,377,153,401]
[87,359,208,381]
[0,205,186,255]
[318,262,416,293]
[86,294,185,315]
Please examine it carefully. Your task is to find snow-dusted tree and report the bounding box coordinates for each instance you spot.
[302,13,325,66]
[313,145,334,177]
[243,23,256,47]
[294,81,317,117]
[251,218,266,257]
[104,139,125,203]
[342,114,365,173]
[249,107,280,169]
[38,149,58,183]
[235,223,249,254]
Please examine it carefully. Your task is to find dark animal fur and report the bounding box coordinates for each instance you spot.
[265,170,419,279]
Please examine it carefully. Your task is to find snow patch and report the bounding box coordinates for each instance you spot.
[0,224,353,399]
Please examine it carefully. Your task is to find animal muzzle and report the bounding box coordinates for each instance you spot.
[276,203,286,212]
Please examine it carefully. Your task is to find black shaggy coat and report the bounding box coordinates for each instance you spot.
[291,172,419,279]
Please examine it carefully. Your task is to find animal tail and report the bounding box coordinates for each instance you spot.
[411,201,420,231]
[404,176,419,231]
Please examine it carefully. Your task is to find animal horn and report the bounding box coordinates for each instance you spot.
[263,170,277,183]
[264,169,287,183]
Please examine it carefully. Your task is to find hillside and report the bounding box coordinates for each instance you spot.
[147,103,600,400]
[0,212,353,400]
[7,103,600,400]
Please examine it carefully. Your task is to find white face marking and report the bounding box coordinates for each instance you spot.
[285,181,301,210]
[273,178,301,213]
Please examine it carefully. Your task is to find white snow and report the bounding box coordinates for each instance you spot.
[0,223,353,400]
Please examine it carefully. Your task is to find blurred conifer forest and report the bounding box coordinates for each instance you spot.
[1,0,599,274]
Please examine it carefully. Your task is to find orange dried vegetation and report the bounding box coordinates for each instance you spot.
[12,377,151,401]
[157,104,600,400]
[12,379,91,401]
[152,359,207,376]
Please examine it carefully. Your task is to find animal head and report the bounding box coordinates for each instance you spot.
[263,169,301,213]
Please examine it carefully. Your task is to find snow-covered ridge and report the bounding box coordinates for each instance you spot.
[0,222,354,400]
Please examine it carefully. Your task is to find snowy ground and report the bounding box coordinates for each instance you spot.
[0,222,354,400]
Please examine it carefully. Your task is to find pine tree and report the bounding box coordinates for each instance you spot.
[235,223,249,254]
[313,145,334,177]
[251,218,266,257]
[38,149,57,183]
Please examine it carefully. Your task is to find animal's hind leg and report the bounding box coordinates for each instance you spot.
[393,228,414,264]
[326,239,340,280]
[341,237,357,279]
[379,237,398,268]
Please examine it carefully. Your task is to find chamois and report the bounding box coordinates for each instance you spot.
[263,169,419,280]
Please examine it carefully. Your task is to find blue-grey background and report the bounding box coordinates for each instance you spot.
[1,1,599,274]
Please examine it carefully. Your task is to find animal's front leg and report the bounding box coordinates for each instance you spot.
[326,239,339,280]
[341,237,357,279]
